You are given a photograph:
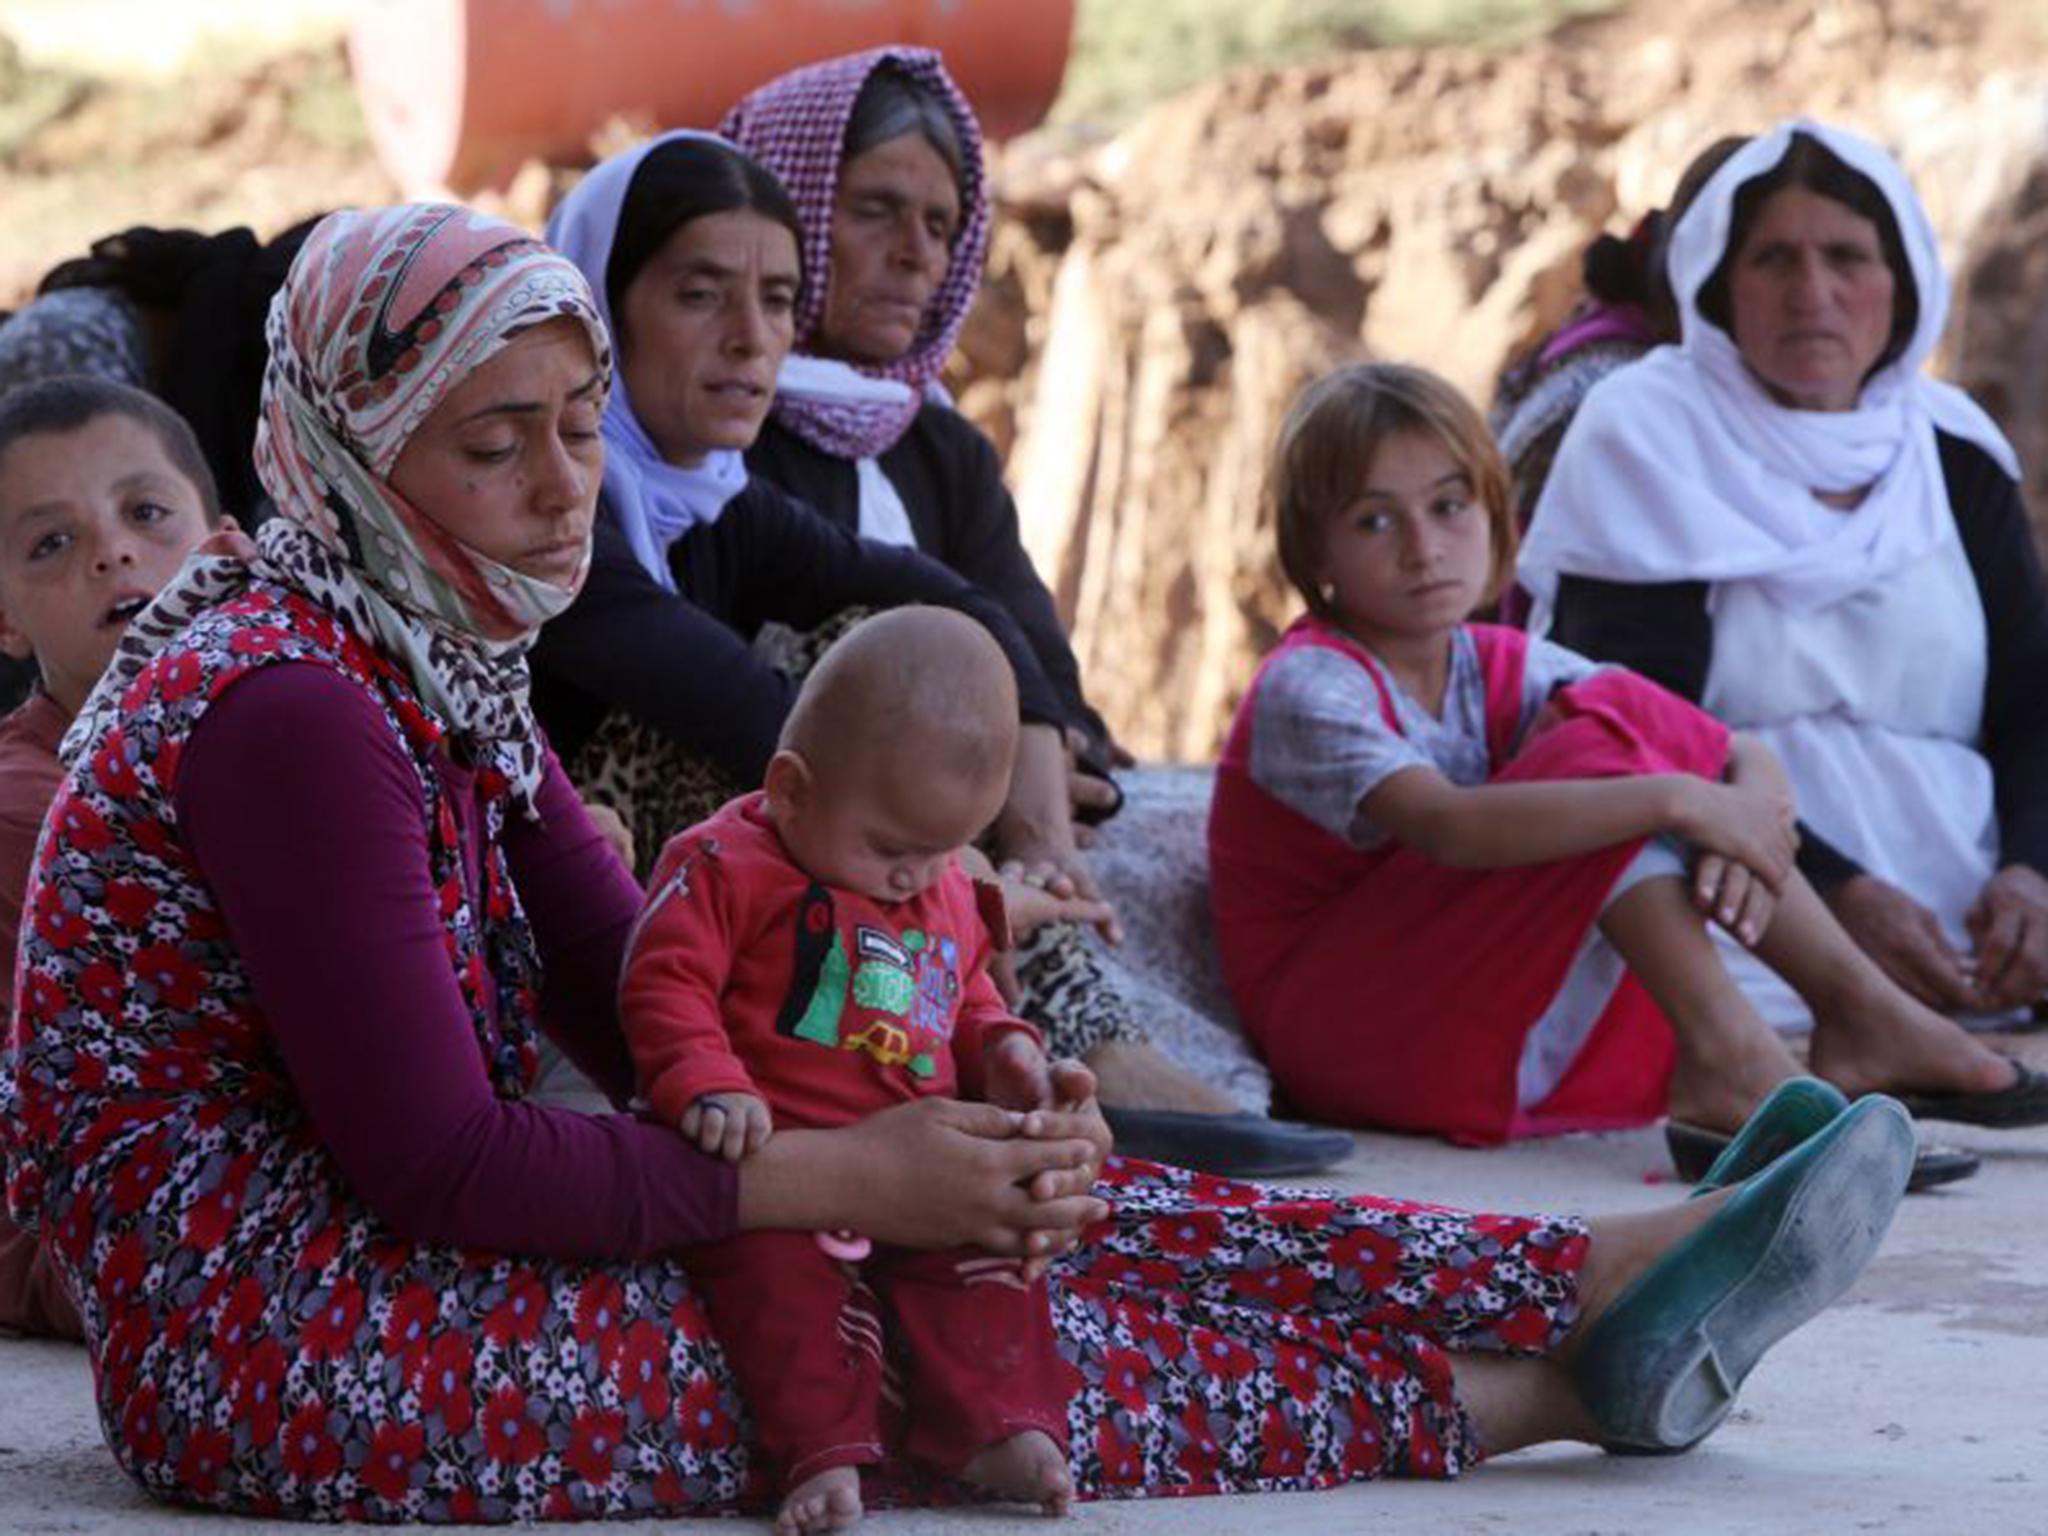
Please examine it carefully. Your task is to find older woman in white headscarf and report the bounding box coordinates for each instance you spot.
[1521,120,2048,1127]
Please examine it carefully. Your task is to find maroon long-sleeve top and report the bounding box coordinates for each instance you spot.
[171,662,738,1259]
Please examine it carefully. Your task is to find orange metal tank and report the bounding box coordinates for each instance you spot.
[348,0,1076,196]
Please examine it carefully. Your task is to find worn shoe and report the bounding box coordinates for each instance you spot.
[1670,1077,1848,1195]
[1103,1107,1353,1177]
[1574,1095,1915,1454]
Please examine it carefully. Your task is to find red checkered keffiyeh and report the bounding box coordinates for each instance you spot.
[721,47,992,462]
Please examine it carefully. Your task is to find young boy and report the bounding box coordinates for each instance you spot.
[620,606,1078,1536]
[0,375,225,1338]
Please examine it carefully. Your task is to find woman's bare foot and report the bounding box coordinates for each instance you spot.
[1807,975,2017,1100]
[1086,1040,1238,1115]
[775,1465,862,1535]
[1452,1351,1598,1453]
[960,1429,1073,1515]
[1745,873,2015,1101]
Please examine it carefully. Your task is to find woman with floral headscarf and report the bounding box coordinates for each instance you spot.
[0,198,1910,1522]
[0,201,1098,1517]
[723,50,1351,1176]
[1523,121,2048,1125]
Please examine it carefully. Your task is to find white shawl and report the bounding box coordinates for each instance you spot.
[1519,119,2018,625]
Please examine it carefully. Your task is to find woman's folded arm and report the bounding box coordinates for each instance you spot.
[174,662,738,1259]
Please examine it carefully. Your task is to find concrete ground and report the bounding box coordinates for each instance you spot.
[5,1037,2046,1535]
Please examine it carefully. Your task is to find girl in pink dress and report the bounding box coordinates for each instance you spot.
[1211,362,2002,1157]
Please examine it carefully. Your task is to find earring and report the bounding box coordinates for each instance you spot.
[1318,582,1337,606]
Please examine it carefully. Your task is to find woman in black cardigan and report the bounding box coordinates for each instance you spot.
[720,50,1352,1174]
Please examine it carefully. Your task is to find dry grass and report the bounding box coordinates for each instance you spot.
[1051,0,1621,126]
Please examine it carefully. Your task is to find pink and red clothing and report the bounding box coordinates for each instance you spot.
[1210,618,1731,1145]
[0,692,82,1339]
[622,794,1067,1488]
[0,691,67,1021]
[687,1232,1074,1490]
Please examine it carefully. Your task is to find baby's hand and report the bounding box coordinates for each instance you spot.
[681,1093,773,1161]
[983,1032,1053,1113]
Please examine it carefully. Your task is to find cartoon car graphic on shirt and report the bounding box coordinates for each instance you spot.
[774,885,959,1079]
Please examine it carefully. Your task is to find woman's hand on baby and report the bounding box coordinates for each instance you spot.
[682,1092,773,1161]
[783,1098,1107,1258]
[1019,1058,1109,1168]
[997,859,1117,940]
[1015,1057,1110,1280]
[1671,777,1797,890]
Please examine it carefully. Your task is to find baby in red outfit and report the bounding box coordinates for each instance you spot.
[620,606,1077,1535]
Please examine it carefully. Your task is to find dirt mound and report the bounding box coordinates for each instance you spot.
[0,38,394,304]
[956,0,2048,759]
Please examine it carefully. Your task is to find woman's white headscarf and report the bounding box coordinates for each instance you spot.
[1518,119,2018,625]
[545,130,751,592]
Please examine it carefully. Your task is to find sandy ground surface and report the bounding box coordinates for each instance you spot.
[5,1030,2046,1535]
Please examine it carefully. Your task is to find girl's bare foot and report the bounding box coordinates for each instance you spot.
[1086,1040,1238,1115]
[960,1429,1073,1515]
[1664,1035,1802,1136]
[775,1465,862,1535]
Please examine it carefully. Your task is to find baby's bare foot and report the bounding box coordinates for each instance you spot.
[774,1464,862,1536]
[961,1429,1073,1516]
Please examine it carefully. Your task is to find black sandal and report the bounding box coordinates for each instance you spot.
[1894,1060,2048,1129]
[1665,1119,1979,1194]
[1102,1108,1353,1178]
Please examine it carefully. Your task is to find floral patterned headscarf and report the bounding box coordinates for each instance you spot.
[65,204,611,813]
[721,47,992,462]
